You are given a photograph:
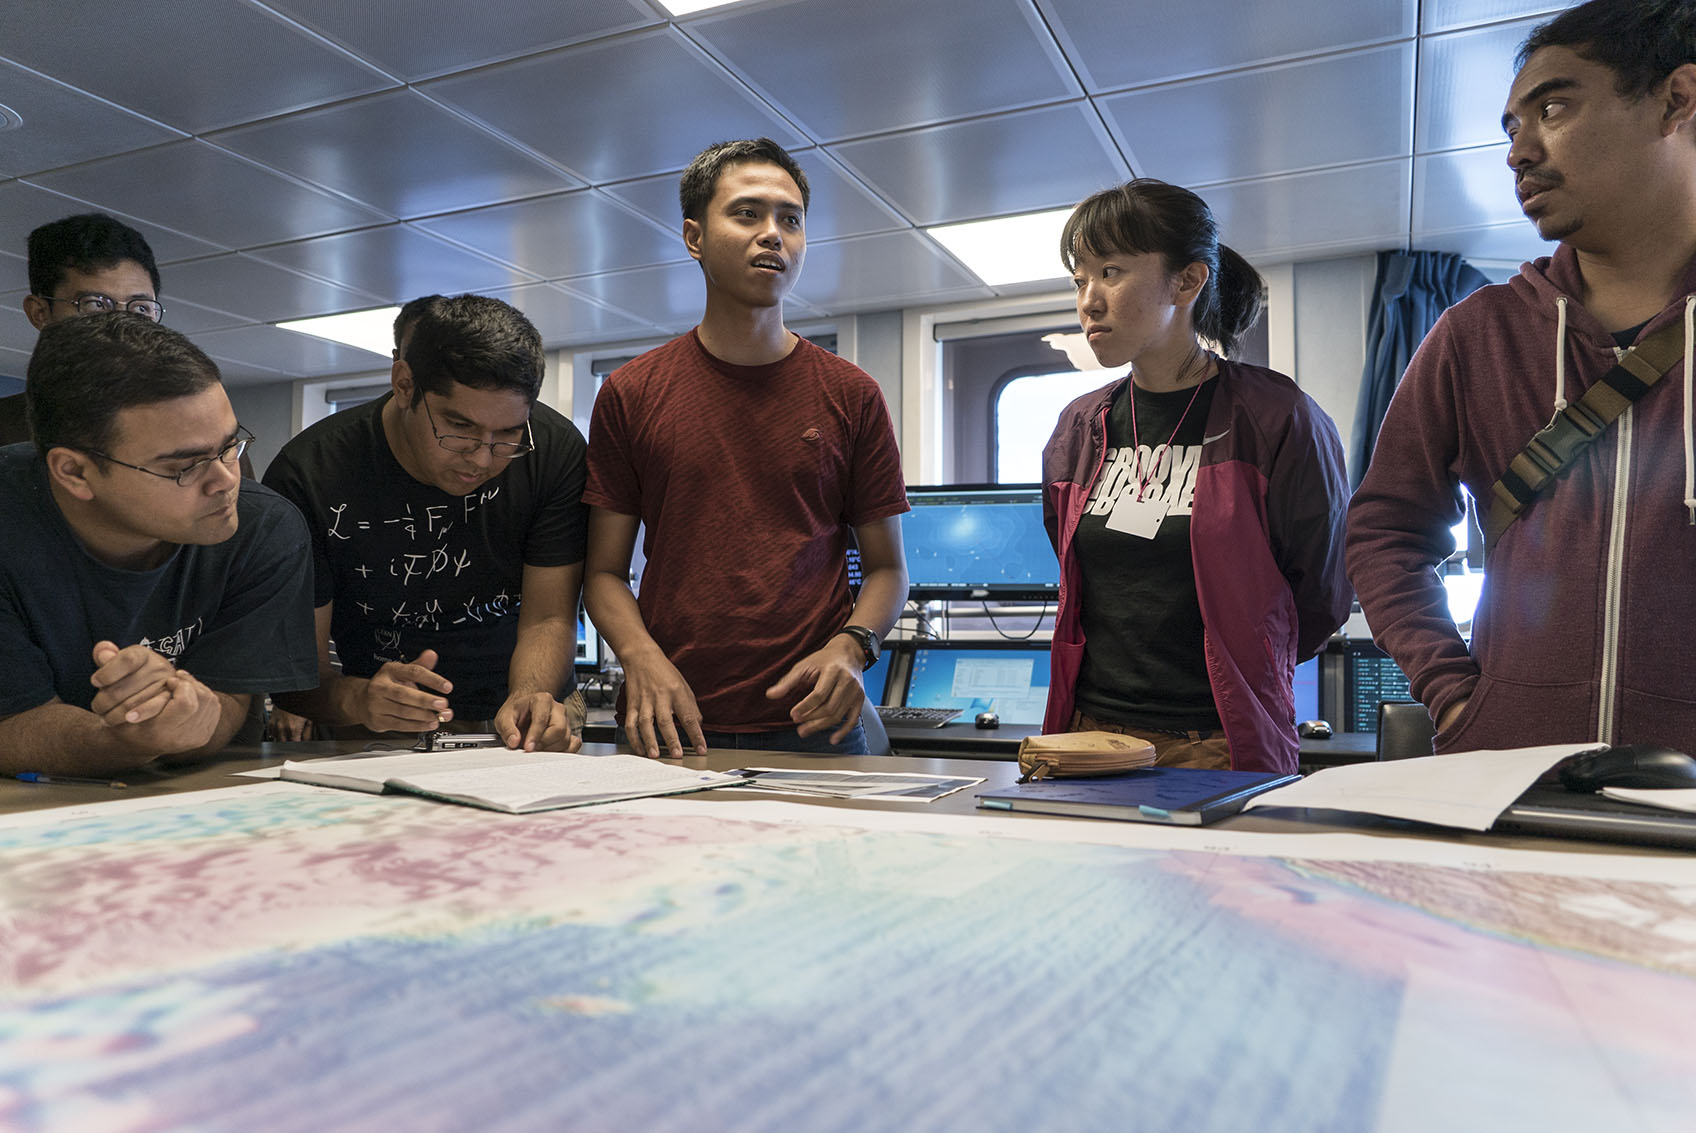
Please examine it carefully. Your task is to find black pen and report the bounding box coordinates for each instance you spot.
[16,772,128,788]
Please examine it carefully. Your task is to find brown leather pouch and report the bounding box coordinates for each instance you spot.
[1017,731,1157,781]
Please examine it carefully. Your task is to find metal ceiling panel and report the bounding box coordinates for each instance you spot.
[687,0,1077,141]
[192,324,387,382]
[559,261,709,334]
[1040,0,1416,91]
[1421,0,1567,34]
[1411,220,1552,266]
[1417,19,1546,153]
[265,0,660,81]
[0,6,392,134]
[1103,46,1413,186]
[1414,145,1522,232]
[158,254,385,325]
[788,232,988,312]
[152,296,259,337]
[1202,161,1414,263]
[415,191,684,280]
[208,90,582,220]
[480,283,655,346]
[249,225,541,304]
[423,28,806,184]
[830,104,1126,227]
[0,60,184,179]
[0,180,224,272]
[602,150,907,243]
[28,141,390,250]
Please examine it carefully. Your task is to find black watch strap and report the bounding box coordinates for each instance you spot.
[837,625,880,671]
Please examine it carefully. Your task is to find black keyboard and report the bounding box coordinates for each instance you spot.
[876,705,963,728]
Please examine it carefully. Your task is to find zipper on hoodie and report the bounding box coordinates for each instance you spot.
[1597,403,1632,746]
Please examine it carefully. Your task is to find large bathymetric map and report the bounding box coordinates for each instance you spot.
[1,784,1693,1132]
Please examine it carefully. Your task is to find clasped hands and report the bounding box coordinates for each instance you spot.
[359,649,580,752]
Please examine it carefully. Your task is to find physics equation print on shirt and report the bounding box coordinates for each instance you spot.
[1085,441,1205,540]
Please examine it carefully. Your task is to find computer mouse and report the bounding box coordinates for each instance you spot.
[974,711,1000,730]
[1296,719,1333,740]
[1557,744,1696,792]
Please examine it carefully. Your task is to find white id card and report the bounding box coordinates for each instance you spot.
[1105,489,1167,539]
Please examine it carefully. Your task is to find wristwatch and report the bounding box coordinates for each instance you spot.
[836,625,881,671]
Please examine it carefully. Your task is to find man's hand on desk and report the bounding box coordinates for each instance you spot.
[88,642,222,756]
[495,691,581,753]
[360,649,453,734]
[619,645,707,760]
[768,634,865,743]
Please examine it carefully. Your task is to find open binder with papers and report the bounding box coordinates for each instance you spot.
[279,747,748,814]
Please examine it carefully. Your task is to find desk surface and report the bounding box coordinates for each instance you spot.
[4,744,1694,1131]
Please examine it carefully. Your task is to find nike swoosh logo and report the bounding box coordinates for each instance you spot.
[1203,429,1230,444]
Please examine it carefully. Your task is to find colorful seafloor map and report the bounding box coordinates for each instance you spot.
[2,782,1695,1132]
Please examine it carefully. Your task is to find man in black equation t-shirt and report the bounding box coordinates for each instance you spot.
[265,295,589,751]
[1071,378,1221,740]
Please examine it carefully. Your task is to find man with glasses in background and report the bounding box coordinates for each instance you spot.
[0,314,316,775]
[264,294,590,751]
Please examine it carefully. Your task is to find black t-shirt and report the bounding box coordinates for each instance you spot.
[1072,377,1222,731]
[0,445,318,715]
[262,394,589,719]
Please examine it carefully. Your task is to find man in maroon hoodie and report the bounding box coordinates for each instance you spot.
[1348,0,1696,754]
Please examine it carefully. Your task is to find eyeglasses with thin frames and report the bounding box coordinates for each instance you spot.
[87,426,253,487]
[421,396,534,459]
[36,294,165,322]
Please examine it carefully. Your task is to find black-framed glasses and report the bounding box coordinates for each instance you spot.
[36,293,165,322]
[88,426,253,487]
[421,396,534,459]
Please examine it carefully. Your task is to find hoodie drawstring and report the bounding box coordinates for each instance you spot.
[1553,296,1569,413]
[1684,296,1695,524]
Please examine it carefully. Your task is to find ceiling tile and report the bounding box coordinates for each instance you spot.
[602,151,906,243]
[1202,161,1414,262]
[1103,45,1413,185]
[249,225,541,303]
[1415,145,1522,231]
[28,141,391,249]
[1040,0,1416,90]
[0,6,392,134]
[0,59,184,178]
[1421,0,1567,34]
[831,104,1126,227]
[157,296,256,336]
[1417,18,1546,153]
[266,0,659,81]
[559,262,707,333]
[789,232,987,312]
[416,191,684,280]
[0,346,28,381]
[0,294,37,358]
[423,28,805,183]
[0,179,224,267]
[1411,221,1553,267]
[208,90,581,220]
[193,324,387,380]
[159,254,385,324]
[688,0,1077,140]
[480,283,653,347]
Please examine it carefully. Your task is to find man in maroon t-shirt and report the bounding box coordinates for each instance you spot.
[583,138,909,758]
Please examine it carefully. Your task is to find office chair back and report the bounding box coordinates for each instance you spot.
[1376,700,1436,760]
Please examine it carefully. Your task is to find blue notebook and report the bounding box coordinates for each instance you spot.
[976,767,1300,826]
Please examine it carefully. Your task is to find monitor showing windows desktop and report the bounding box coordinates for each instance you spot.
[575,609,602,673]
[901,484,1059,600]
[901,642,1051,726]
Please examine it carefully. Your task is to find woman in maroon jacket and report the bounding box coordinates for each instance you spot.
[1041,179,1351,773]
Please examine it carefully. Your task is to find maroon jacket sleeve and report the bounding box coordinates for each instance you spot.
[1269,390,1353,661]
[1345,315,1478,725]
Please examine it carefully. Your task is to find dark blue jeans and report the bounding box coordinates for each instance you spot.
[616,723,868,756]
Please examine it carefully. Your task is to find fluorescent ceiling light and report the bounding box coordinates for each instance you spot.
[926,208,1072,287]
[277,307,401,357]
[656,0,754,14]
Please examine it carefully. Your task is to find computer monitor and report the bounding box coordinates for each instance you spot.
[863,648,894,704]
[575,609,602,673]
[901,641,1051,726]
[1341,641,1411,733]
[1293,655,1320,725]
[901,484,1059,600]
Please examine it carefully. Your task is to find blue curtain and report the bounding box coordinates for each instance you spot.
[1350,250,1490,487]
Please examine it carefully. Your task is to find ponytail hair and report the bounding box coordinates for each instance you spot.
[1060,178,1266,358]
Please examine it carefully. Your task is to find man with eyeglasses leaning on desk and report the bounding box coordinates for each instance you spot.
[0,314,317,777]
[264,294,590,752]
